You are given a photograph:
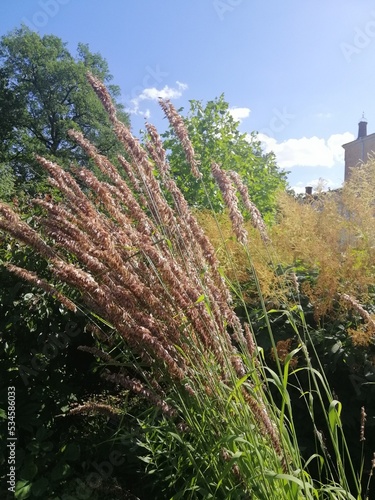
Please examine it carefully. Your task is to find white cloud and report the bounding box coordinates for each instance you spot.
[314,112,333,119]
[257,131,355,169]
[127,81,188,115]
[228,107,251,122]
[176,81,188,92]
[290,184,310,195]
[290,178,337,195]
[137,81,188,102]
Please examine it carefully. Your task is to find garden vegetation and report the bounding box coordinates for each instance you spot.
[1,70,375,499]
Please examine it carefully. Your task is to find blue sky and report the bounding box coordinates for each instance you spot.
[2,0,375,193]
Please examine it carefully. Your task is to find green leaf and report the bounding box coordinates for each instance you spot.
[31,477,49,497]
[168,431,184,444]
[264,470,314,491]
[62,443,80,461]
[328,400,342,432]
[51,461,71,481]
[36,426,51,442]
[331,341,342,354]
[227,373,250,404]
[304,453,324,472]
[15,480,32,499]
[195,294,206,304]
[89,311,115,329]
[20,461,38,481]
[41,441,54,452]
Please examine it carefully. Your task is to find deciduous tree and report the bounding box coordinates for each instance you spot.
[161,95,287,219]
[0,26,128,193]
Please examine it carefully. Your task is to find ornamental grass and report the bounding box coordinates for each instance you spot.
[0,73,365,498]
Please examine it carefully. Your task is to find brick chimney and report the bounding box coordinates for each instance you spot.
[358,113,367,138]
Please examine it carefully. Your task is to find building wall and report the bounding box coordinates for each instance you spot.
[343,133,375,181]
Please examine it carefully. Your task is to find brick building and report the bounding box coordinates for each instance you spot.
[342,114,375,181]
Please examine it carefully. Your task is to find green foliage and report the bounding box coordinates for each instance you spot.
[0,235,150,498]
[0,163,16,201]
[161,95,287,220]
[237,269,375,498]
[0,242,121,498]
[0,26,129,194]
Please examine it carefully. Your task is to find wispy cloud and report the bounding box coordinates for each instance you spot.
[228,107,251,122]
[314,112,333,119]
[257,131,355,169]
[128,81,188,116]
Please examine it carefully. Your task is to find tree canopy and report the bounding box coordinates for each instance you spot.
[0,26,128,193]
[161,95,288,219]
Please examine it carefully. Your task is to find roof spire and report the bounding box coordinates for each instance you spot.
[358,112,368,138]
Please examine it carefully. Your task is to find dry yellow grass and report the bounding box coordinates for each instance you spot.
[197,159,375,347]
